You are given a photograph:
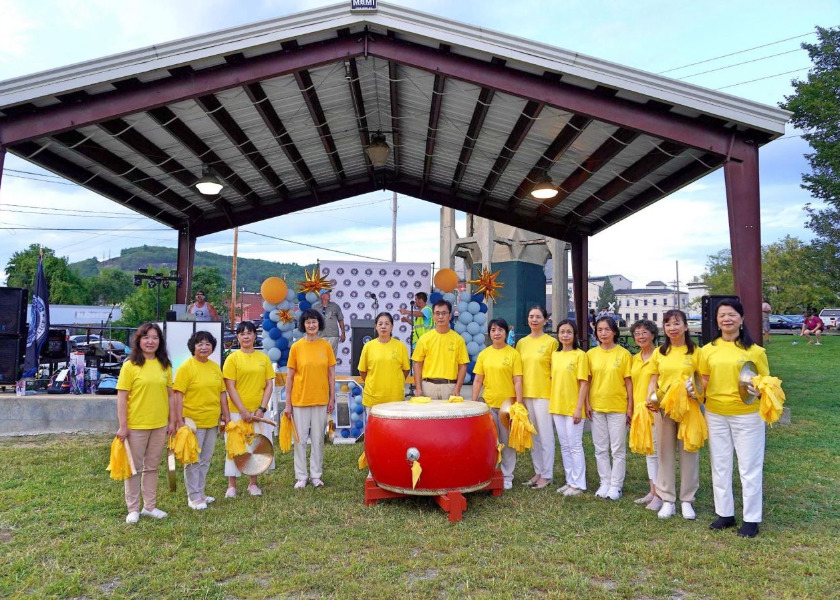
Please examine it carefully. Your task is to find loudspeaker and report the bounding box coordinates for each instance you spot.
[41,328,69,360]
[701,295,739,345]
[0,287,28,335]
[350,319,376,376]
[0,335,25,384]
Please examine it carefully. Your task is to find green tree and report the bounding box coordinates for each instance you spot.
[88,268,134,305]
[5,244,90,304]
[596,278,617,311]
[115,267,176,327]
[782,26,840,207]
[702,249,735,295]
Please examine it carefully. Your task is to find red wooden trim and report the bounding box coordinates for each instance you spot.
[176,228,196,305]
[571,236,589,349]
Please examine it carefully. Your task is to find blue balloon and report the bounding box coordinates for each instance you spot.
[454,321,467,334]
[287,289,297,302]
[355,404,364,414]
[305,291,319,304]
[268,327,282,340]
[442,292,456,305]
[262,337,276,350]
[458,311,473,325]
[460,291,472,302]
[298,292,307,301]
[456,301,469,315]
[467,341,480,356]
[467,360,476,373]
[350,427,360,437]
[347,381,357,389]
[279,321,294,332]
[352,386,362,396]
[299,300,312,311]
[460,331,472,344]
[472,333,486,346]
[468,301,481,314]
[479,303,488,314]
[263,311,271,320]
[341,428,350,438]
[464,373,472,384]
[280,348,289,358]
[429,292,443,305]
[263,319,276,331]
[276,337,289,350]
[471,292,485,303]
[473,312,487,325]
[267,347,281,362]
[467,321,481,335]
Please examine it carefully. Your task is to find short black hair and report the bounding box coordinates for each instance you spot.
[236,321,257,335]
[415,292,428,303]
[594,316,620,343]
[433,299,452,314]
[298,308,325,332]
[188,330,217,354]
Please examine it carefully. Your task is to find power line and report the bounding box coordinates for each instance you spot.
[676,48,804,80]
[0,208,145,219]
[0,226,171,232]
[658,30,818,74]
[714,68,809,90]
[240,230,388,262]
[0,202,142,216]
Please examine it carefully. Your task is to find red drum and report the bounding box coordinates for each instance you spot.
[365,400,497,496]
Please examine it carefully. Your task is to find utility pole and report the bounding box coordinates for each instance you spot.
[230,227,238,332]
[391,191,397,262]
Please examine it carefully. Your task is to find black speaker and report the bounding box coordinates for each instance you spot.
[0,287,28,335]
[350,319,376,376]
[701,295,739,345]
[0,335,25,384]
[41,328,69,360]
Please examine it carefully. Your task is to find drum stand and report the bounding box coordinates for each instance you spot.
[363,469,504,522]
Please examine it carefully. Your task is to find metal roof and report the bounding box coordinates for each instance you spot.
[0,1,791,241]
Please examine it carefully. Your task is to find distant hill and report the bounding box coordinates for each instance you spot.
[70,245,314,291]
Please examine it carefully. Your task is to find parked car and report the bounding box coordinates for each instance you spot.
[69,334,100,349]
[783,314,805,328]
[768,314,798,330]
[818,308,840,329]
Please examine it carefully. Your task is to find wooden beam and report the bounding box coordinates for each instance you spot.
[346,57,375,180]
[294,69,346,181]
[420,73,447,193]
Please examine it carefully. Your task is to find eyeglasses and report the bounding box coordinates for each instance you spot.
[433,311,450,317]
[633,330,652,336]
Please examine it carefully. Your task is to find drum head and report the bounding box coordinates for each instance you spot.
[232,434,274,476]
[371,399,489,420]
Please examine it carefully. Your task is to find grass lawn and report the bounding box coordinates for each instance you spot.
[1,338,838,599]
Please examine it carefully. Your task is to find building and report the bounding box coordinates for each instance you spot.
[615,281,689,324]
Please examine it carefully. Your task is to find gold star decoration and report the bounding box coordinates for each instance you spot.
[469,267,504,303]
[296,266,332,295]
[278,309,295,324]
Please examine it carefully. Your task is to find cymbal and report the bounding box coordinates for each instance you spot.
[232,434,274,476]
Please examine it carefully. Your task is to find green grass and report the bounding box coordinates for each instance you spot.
[1,338,839,599]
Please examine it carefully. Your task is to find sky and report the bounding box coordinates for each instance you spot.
[1,0,838,289]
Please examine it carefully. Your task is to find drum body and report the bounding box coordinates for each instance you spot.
[365,400,497,495]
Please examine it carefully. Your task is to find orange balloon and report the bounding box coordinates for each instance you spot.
[434,268,458,293]
[260,277,288,304]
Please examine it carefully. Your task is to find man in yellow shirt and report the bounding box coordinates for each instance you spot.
[411,300,469,399]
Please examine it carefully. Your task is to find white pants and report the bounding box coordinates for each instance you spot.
[293,405,329,482]
[184,426,218,501]
[224,413,275,477]
[489,407,516,483]
[552,414,586,490]
[646,410,661,484]
[524,398,554,480]
[706,410,765,522]
[591,411,627,490]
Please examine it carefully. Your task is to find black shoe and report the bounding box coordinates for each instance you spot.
[710,515,736,530]
[737,522,759,538]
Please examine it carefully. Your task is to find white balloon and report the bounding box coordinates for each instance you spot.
[467,321,481,335]
[269,309,282,322]
[305,291,318,303]
[468,301,481,315]
[473,312,487,325]
[267,347,281,362]
[279,300,292,310]
[458,311,473,325]
[454,321,467,334]
[442,292,456,304]
[262,337,276,350]
[279,321,294,332]
[286,288,297,302]
[472,333,486,346]
[282,329,294,340]
[263,301,277,311]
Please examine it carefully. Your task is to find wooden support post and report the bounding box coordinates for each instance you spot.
[570,235,589,349]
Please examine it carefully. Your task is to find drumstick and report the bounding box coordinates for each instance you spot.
[251,416,278,428]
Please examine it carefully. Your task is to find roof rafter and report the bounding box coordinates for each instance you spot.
[451,85,495,195]
[387,53,401,176]
[346,57,375,179]
[146,106,261,208]
[420,65,447,194]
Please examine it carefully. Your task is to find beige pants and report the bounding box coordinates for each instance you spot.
[124,426,167,513]
[656,412,700,503]
[421,381,455,400]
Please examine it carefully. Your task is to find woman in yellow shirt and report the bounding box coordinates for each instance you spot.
[587,316,633,500]
[222,321,275,498]
[549,319,590,496]
[647,309,700,520]
[358,312,410,412]
[629,319,662,511]
[516,306,559,490]
[116,322,175,524]
[472,318,523,490]
[173,330,227,511]
[699,300,769,538]
[284,308,336,489]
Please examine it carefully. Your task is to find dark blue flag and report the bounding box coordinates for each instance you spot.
[22,254,50,377]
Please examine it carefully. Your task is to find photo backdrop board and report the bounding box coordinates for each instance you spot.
[159,321,224,374]
[320,261,432,375]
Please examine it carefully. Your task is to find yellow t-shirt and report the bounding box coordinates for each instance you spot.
[173,357,225,428]
[473,345,523,408]
[358,338,410,407]
[516,334,559,398]
[287,338,336,407]
[699,339,769,416]
[630,351,656,414]
[651,345,699,395]
[411,329,469,380]
[587,345,632,413]
[549,349,589,416]
[222,350,274,412]
[116,358,173,430]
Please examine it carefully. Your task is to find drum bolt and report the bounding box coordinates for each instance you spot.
[406,447,420,462]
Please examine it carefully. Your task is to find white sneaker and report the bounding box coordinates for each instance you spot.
[557,484,570,494]
[188,499,208,510]
[140,507,168,519]
[635,492,654,505]
[204,496,215,504]
[645,497,664,511]
[503,480,513,490]
[563,487,583,496]
[225,487,237,499]
[658,502,676,519]
[815,342,822,346]
[606,487,622,501]
[681,502,696,520]
[294,479,308,490]
[595,484,610,498]
[125,511,140,524]
[247,484,263,496]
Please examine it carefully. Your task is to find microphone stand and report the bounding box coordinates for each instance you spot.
[407,299,417,398]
